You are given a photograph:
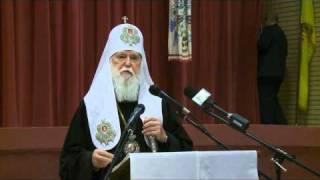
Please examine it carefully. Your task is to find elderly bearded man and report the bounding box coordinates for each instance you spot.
[59,22,193,180]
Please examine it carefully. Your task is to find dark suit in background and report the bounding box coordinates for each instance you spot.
[257,23,288,124]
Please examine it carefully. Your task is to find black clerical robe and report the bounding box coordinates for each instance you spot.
[59,99,193,180]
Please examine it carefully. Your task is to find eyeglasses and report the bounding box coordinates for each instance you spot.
[111,52,142,64]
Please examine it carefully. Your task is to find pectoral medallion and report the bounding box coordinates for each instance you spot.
[123,129,140,154]
[95,120,116,145]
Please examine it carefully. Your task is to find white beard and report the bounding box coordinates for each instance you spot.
[111,68,140,102]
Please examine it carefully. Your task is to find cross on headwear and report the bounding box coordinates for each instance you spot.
[122,16,128,24]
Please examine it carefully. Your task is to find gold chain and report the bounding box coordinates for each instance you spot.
[117,104,127,126]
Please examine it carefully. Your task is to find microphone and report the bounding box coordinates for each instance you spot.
[149,84,191,152]
[149,85,190,115]
[184,86,249,131]
[184,86,215,108]
[126,104,145,128]
[184,86,228,116]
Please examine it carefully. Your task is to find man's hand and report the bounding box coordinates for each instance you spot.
[142,117,167,143]
[92,149,114,169]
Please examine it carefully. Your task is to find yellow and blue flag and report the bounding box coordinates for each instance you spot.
[298,0,316,111]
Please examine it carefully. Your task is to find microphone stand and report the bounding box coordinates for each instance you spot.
[149,85,270,179]
[177,111,228,150]
[101,128,131,180]
[202,105,320,179]
[272,153,286,180]
[174,110,272,180]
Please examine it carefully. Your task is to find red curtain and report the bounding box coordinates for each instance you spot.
[0,0,262,127]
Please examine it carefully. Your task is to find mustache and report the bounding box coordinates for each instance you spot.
[120,68,135,75]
